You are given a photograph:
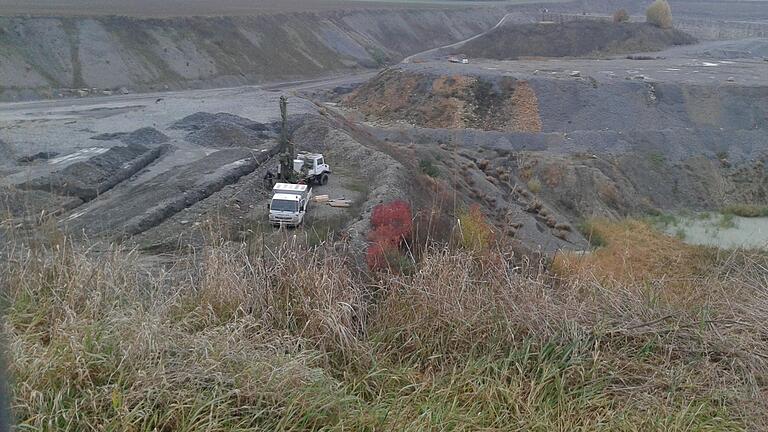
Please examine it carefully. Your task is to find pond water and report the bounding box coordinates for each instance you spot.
[660,214,768,250]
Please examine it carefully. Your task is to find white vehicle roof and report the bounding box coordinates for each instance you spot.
[297,152,323,159]
[272,193,301,201]
[273,183,308,192]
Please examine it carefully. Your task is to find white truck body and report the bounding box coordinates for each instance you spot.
[269,183,312,227]
[294,152,331,185]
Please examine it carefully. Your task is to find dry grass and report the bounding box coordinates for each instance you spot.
[554,219,717,283]
[2,220,768,430]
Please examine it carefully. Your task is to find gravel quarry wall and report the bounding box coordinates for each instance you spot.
[344,68,768,133]
[0,8,504,101]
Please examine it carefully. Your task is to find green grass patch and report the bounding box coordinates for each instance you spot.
[718,212,736,229]
[647,151,666,169]
[419,159,440,178]
[577,219,607,248]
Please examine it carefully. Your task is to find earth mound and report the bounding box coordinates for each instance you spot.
[171,112,271,132]
[344,70,542,132]
[185,121,273,148]
[457,21,696,60]
[121,127,170,146]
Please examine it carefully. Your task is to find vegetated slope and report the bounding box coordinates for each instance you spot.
[0,8,503,101]
[458,21,696,59]
[4,222,768,430]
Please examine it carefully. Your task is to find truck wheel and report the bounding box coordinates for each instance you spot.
[320,173,329,185]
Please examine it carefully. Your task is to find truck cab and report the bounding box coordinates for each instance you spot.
[268,183,311,227]
[295,153,331,185]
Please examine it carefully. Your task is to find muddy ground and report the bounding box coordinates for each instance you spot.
[0,73,418,261]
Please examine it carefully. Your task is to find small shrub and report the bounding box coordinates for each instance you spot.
[526,199,543,214]
[646,0,673,29]
[419,159,440,178]
[718,213,736,229]
[527,178,542,194]
[577,219,607,248]
[613,9,630,23]
[371,199,412,237]
[367,200,413,271]
[457,204,495,252]
[722,204,768,218]
[647,212,679,228]
[545,215,557,228]
[543,163,564,188]
[367,47,389,67]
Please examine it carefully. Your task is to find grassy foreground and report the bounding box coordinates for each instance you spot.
[2,220,768,431]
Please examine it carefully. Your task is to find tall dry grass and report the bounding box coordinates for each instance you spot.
[2,221,767,430]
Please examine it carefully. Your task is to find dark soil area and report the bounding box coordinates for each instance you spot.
[458,21,696,60]
[171,112,277,148]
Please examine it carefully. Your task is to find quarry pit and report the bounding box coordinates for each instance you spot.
[1,0,768,256]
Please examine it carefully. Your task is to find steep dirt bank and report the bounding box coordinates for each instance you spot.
[0,8,503,101]
[340,40,768,223]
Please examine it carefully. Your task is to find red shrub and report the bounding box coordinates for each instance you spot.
[367,200,413,271]
[371,199,412,239]
[365,241,400,270]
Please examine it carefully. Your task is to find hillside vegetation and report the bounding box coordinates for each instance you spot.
[3,219,768,430]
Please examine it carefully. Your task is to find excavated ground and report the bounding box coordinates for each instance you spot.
[337,37,768,236]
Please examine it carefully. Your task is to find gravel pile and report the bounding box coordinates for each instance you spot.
[171,112,271,132]
[186,121,272,148]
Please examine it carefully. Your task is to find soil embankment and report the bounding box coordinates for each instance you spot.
[457,21,696,59]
